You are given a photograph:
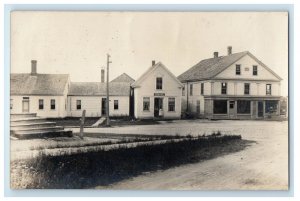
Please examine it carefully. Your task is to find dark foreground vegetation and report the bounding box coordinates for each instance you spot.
[11,134,252,189]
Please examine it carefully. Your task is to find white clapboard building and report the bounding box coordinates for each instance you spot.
[131,61,183,119]
[10,60,70,118]
[67,73,134,117]
[11,52,283,120]
[177,47,283,120]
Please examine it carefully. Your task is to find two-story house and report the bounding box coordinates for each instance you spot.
[178,47,283,120]
[131,61,183,119]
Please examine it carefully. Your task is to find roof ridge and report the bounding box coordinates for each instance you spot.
[178,51,249,82]
[207,51,249,78]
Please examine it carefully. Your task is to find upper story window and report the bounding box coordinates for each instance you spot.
[76,100,81,110]
[253,65,258,75]
[156,77,162,90]
[201,83,204,95]
[182,86,185,96]
[50,99,56,110]
[39,99,44,110]
[221,82,227,94]
[114,100,119,110]
[190,84,193,96]
[266,84,272,95]
[244,83,250,95]
[236,64,241,75]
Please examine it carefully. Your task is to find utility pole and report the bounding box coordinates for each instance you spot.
[106,54,112,126]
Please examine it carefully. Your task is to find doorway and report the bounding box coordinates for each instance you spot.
[154,97,163,117]
[257,101,264,118]
[101,98,106,116]
[229,100,235,118]
[22,99,29,113]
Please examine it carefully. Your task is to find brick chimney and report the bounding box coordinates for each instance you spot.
[213,52,219,58]
[152,60,156,66]
[227,46,232,55]
[31,60,37,75]
[101,69,105,83]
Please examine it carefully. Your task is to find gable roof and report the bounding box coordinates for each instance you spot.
[68,82,131,96]
[10,73,69,95]
[131,62,184,88]
[111,73,135,84]
[177,51,282,82]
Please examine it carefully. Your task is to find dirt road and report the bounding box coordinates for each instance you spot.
[92,120,288,190]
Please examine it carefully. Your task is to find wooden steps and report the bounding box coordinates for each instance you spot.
[10,113,73,139]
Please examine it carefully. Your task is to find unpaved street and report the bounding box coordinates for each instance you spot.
[74,120,288,190]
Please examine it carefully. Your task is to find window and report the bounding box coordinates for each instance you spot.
[10,99,13,109]
[182,86,185,96]
[253,65,258,75]
[190,84,193,96]
[237,100,251,114]
[244,83,250,95]
[221,83,227,94]
[114,100,119,110]
[50,99,55,110]
[266,84,272,95]
[229,101,235,109]
[236,65,241,75]
[39,99,44,110]
[201,83,204,95]
[168,98,175,111]
[196,100,200,114]
[76,100,81,110]
[156,77,162,90]
[265,100,278,114]
[143,97,150,111]
[214,100,227,114]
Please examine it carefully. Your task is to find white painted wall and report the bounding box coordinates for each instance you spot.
[211,81,280,96]
[215,54,280,81]
[10,95,67,118]
[134,65,182,119]
[67,95,130,117]
[181,81,210,115]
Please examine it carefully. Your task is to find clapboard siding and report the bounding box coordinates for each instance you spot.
[67,96,129,117]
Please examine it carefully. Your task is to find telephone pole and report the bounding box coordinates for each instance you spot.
[106,54,112,126]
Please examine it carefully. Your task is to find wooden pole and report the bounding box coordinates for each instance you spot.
[79,109,86,139]
[106,54,112,126]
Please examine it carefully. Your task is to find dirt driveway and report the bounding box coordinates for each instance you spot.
[72,120,289,190]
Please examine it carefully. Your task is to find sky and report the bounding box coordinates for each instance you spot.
[11,12,288,95]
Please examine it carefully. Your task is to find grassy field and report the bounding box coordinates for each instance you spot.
[10,134,250,189]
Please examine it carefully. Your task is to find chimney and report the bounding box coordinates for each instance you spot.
[227,46,232,55]
[213,52,219,58]
[31,60,37,75]
[152,60,155,66]
[101,69,105,83]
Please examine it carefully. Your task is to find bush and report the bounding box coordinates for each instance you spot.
[11,134,244,189]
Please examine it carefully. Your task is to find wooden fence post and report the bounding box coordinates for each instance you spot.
[79,110,86,139]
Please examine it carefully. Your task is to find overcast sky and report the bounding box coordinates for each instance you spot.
[11,12,288,95]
